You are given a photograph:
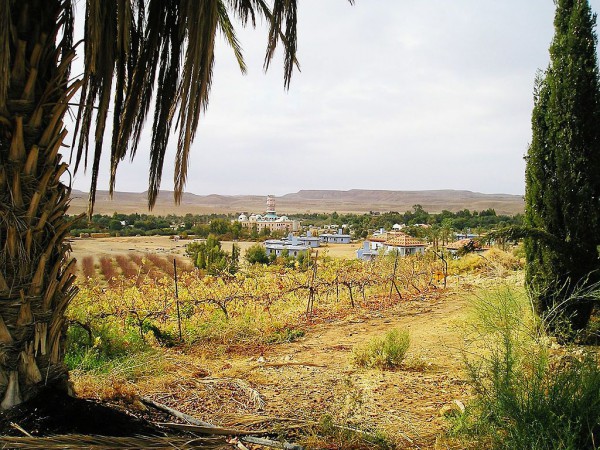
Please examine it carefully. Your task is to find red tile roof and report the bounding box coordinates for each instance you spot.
[369,231,411,243]
[384,233,426,247]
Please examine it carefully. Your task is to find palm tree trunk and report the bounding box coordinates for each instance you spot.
[0,0,78,408]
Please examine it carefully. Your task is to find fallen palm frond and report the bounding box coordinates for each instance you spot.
[160,422,269,436]
[0,435,230,449]
[141,397,217,429]
[250,361,325,370]
[143,395,305,449]
[194,378,265,410]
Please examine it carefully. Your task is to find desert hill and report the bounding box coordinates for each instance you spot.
[67,189,524,216]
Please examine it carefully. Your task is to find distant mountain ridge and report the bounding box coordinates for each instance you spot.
[68,189,524,216]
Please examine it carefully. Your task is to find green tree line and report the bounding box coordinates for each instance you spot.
[69,206,522,241]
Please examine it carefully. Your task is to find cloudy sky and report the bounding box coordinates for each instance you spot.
[69,0,600,197]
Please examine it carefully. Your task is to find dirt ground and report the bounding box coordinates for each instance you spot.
[74,286,473,449]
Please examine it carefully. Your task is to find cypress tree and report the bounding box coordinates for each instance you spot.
[525,0,600,332]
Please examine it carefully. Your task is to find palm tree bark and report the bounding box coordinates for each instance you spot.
[0,0,78,408]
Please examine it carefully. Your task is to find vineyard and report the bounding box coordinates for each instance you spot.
[66,248,525,448]
[78,253,194,286]
[69,253,446,350]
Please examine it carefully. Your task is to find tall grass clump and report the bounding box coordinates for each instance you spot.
[457,285,600,449]
[352,329,410,369]
[449,248,523,277]
[65,322,150,374]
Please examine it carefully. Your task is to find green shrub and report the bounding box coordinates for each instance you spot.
[352,329,410,369]
[65,322,149,373]
[457,285,600,449]
[245,243,269,265]
[265,327,305,344]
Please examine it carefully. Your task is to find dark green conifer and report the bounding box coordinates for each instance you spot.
[525,0,600,332]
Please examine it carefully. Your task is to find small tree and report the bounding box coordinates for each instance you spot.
[229,244,240,275]
[186,235,229,275]
[108,220,124,231]
[245,244,269,265]
[525,0,600,332]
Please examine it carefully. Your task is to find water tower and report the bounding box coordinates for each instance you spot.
[266,195,276,215]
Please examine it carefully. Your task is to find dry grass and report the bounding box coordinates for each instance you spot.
[115,255,139,279]
[352,328,410,369]
[146,254,176,277]
[449,248,523,277]
[99,257,118,286]
[81,256,96,279]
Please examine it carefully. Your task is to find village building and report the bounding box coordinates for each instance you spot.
[384,234,427,256]
[236,195,300,233]
[297,231,321,248]
[357,231,427,260]
[454,231,480,240]
[319,229,352,244]
[356,241,380,261]
[264,234,311,257]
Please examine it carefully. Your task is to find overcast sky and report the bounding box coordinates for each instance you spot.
[69,0,600,197]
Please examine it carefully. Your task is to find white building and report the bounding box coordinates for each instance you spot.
[265,234,311,257]
[297,231,321,248]
[236,195,300,233]
[320,229,351,244]
[384,234,426,256]
[357,232,426,260]
[356,241,380,261]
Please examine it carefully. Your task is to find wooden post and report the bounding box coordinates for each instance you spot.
[389,250,399,301]
[306,251,318,315]
[432,250,448,289]
[173,259,182,341]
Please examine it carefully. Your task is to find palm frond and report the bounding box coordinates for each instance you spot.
[69,0,352,213]
[173,0,219,205]
[146,0,181,206]
[217,1,247,74]
[0,435,230,449]
[264,0,298,89]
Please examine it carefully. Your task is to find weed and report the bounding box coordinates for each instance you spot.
[301,414,394,450]
[265,327,305,344]
[449,248,522,277]
[351,328,410,369]
[81,256,96,279]
[99,256,118,285]
[456,285,600,449]
[115,255,139,278]
[65,322,150,373]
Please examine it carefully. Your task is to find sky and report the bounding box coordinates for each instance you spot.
[69,0,600,197]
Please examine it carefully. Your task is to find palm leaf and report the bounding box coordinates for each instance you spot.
[0,435,230,449]
[68,0,354,213]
